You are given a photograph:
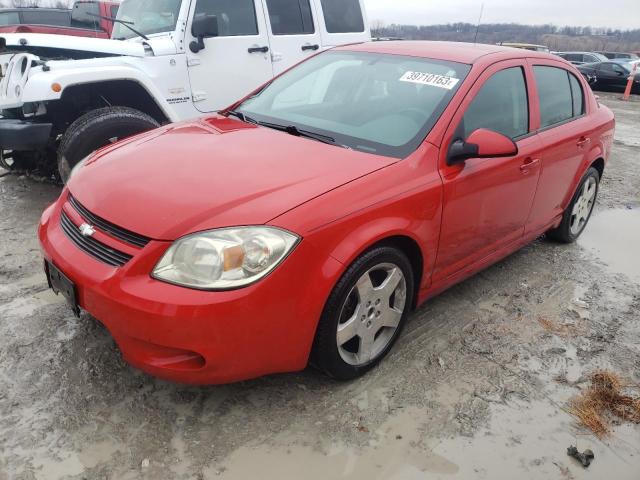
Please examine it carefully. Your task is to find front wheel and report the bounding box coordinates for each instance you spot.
[57,107,159,183]
[547,167,600,243]
[311,247,414,380]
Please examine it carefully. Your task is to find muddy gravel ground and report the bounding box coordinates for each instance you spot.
[1,92,639,480]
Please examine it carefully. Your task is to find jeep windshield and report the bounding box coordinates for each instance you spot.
[235,51,470,158]
[112,0,181,40]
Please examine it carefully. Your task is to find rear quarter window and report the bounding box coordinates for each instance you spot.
[320,0,365,33]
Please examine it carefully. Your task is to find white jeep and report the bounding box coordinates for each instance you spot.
[0,0,370,181]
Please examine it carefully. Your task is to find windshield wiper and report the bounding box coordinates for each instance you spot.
[223,113,341,148]
[257,121,338,146]
[87,12,150,40]
[225,110,258,124]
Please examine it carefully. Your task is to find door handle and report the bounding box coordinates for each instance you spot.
[577,136,591,148]
[248,46,269,54]
[520,158,541,173]
[302,44,320,51]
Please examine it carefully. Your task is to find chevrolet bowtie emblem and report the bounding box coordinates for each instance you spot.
[79,223,96,237]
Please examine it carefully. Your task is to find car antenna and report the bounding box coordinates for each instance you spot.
[474,3,484,44]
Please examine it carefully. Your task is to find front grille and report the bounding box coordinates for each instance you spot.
[60,212,132,267]
[68,195,151,248]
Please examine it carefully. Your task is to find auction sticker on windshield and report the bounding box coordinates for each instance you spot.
[399,71,460,89]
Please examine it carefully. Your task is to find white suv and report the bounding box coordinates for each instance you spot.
[0,0,370,180]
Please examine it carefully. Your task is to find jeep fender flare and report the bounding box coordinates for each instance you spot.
[22,66,179,122]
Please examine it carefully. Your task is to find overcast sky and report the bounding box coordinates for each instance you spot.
[364,0,640,30]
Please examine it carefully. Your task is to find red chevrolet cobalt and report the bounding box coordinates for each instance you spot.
[39,42,614,384]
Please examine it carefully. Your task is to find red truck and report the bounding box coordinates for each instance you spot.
[0,1,118,38]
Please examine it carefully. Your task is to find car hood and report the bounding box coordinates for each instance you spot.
[0,33,147,57]
[68,117,397,240]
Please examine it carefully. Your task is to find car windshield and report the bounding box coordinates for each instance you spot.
[112,0,181,40]
[236,51,470,158]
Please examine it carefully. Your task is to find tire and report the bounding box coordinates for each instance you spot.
[57,107,159,183]
[547,167,600,243]
[311,246,415,380]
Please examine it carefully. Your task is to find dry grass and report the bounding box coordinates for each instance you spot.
[568,371,640,438]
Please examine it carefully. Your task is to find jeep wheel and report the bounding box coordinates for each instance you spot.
[58,107,159,183]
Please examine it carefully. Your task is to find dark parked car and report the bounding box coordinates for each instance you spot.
[554,51,608,65]
[595,51,639,60]
[578,61,640,93]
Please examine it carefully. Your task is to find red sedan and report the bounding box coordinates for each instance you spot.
[39,42,615,384]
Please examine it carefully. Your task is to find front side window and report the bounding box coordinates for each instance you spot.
[534,66,574,128]
[461,67,529,140]
[237,51,470,158]
[193,0,258,37]
[320,0,365,33]
[113,0,181,39]
[266,0,314,35]
[565,53,583,63]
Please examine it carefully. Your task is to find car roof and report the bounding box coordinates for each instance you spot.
[337,41,554,65]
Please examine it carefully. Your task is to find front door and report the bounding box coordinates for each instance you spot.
[261,0,323,75]
[186,0,274,113]
[433,61,543,282]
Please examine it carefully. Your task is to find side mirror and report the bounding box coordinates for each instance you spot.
[447,128,518,166]
[190,15,219,53]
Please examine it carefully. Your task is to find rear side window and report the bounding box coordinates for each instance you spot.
[194,0,258,37]
[21,10,71,26]
[534,66,574,128]
[565,53,583,63]
[320,0,365,33]
[462,67,529,140]
[0,12,20,25]
[266,0,314,35]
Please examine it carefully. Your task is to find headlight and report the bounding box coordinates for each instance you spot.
[152,227,300,290]
[68,156,89,180]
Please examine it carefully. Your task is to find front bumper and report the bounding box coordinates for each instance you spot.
[38,193,344,385]
[0,119,52,150]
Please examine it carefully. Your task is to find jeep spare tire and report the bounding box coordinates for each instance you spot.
[58,107,160,183]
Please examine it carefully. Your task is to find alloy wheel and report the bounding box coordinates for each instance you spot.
[570,176,597,235]
[336,263,407,366]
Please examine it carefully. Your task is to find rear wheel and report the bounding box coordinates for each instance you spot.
[57,107,159,183]
[547,167,600,243]
[311,247,414,380]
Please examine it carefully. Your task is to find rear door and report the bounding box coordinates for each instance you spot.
[525,61,594,233]
[186,0,274,113]
[314,0,370,47]
[261,0,323,75]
